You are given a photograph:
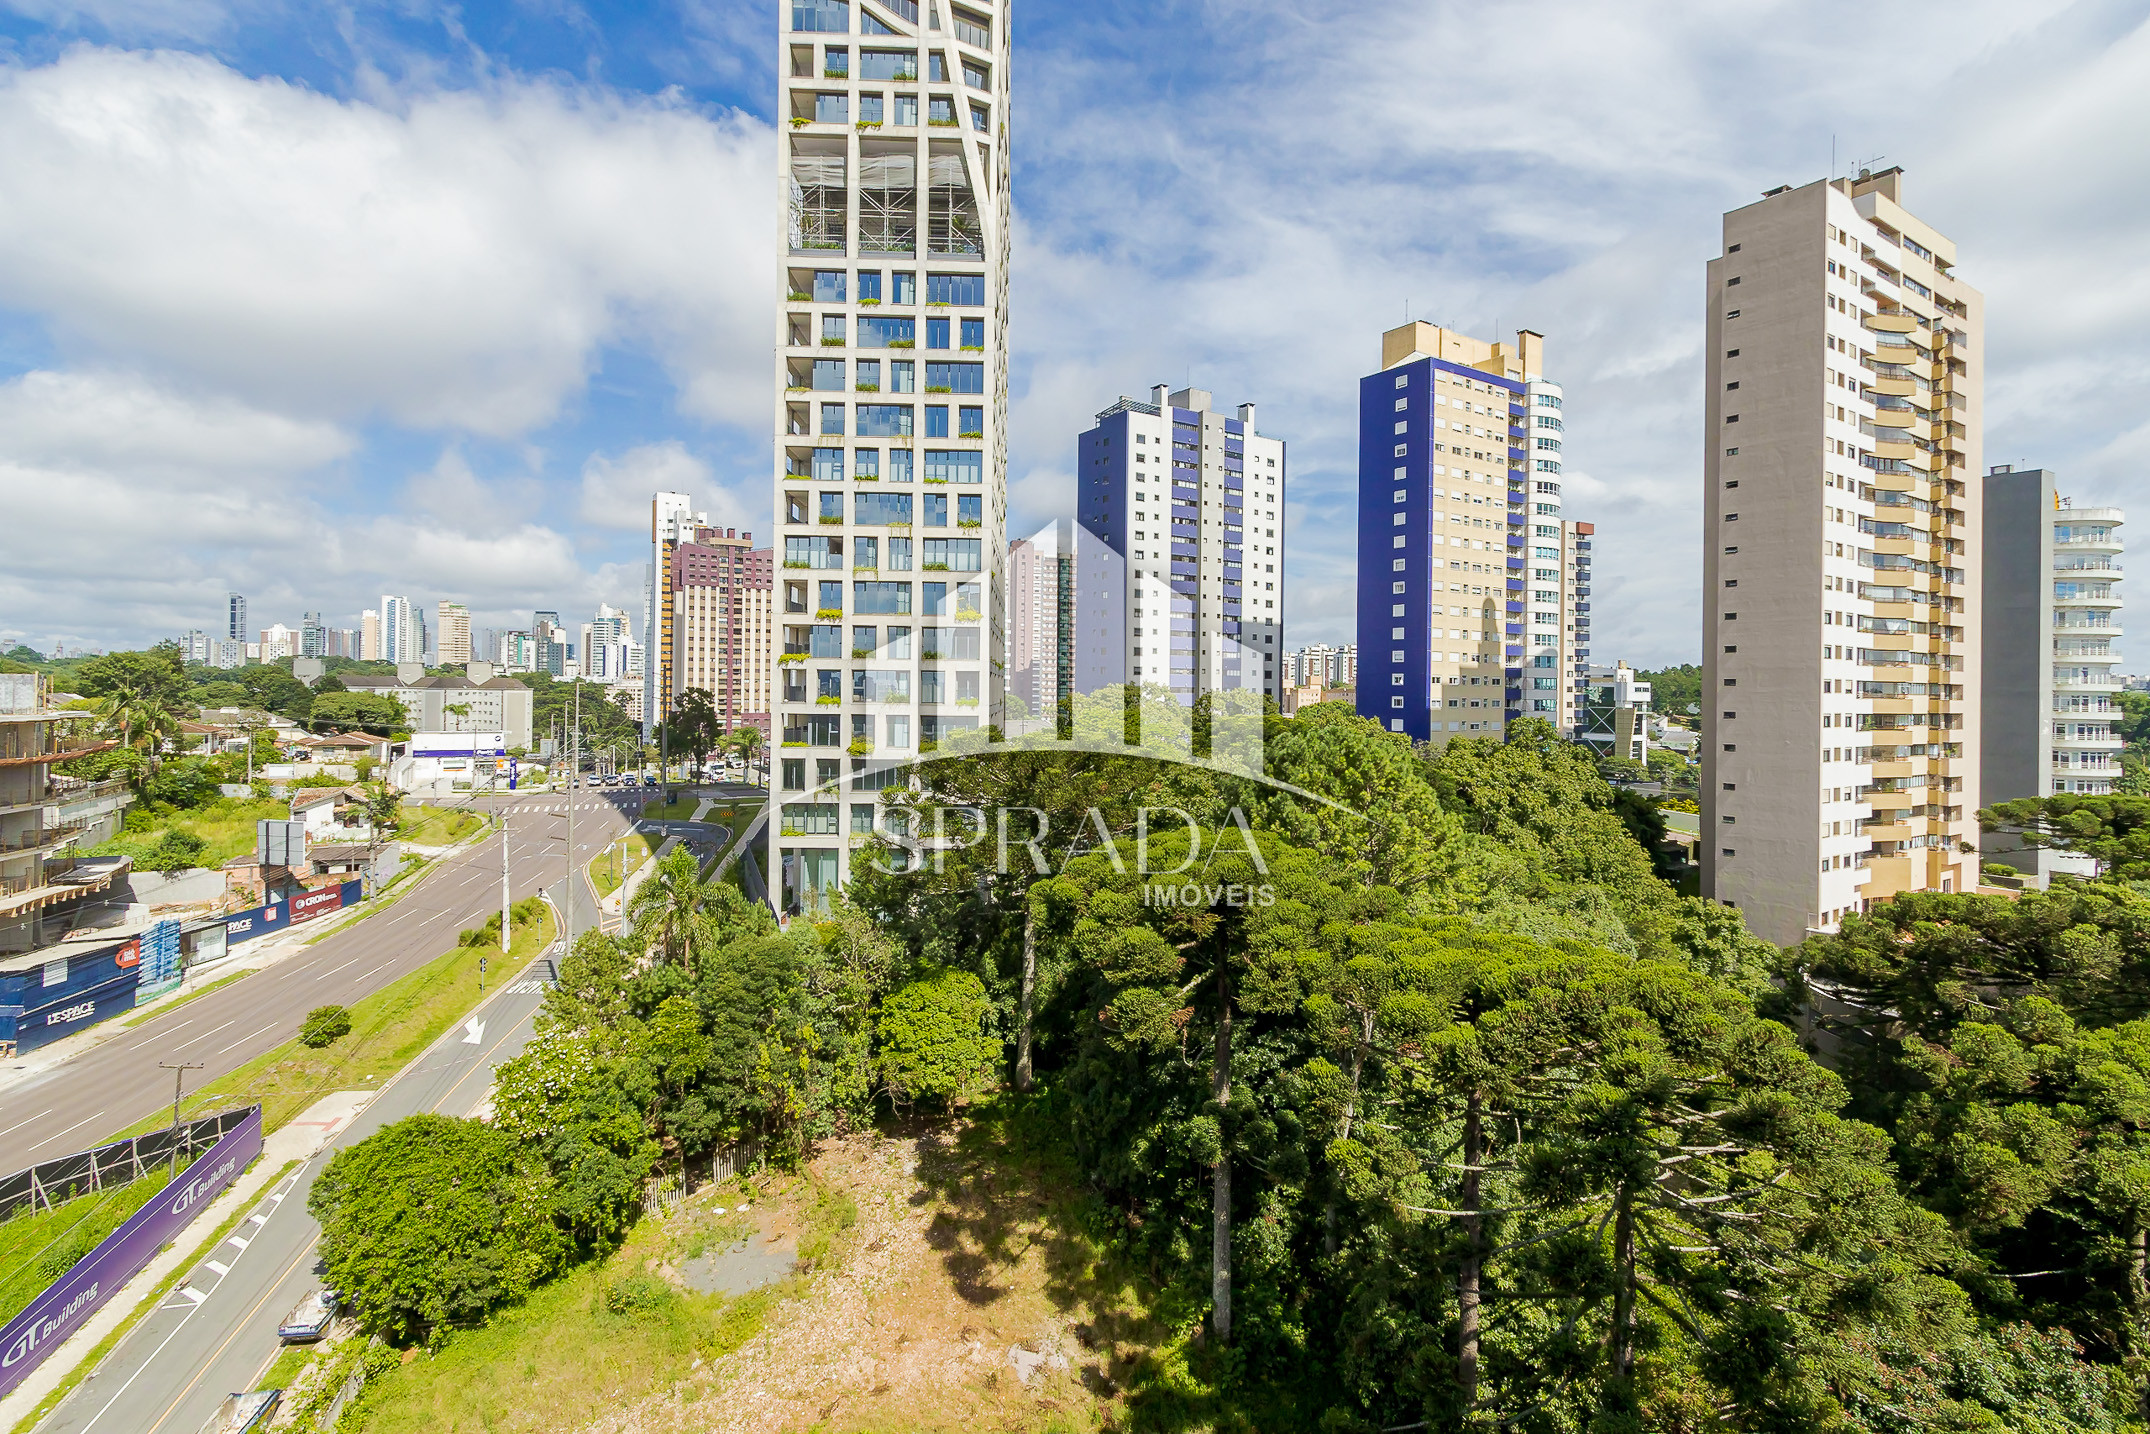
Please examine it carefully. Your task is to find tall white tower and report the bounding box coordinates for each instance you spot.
[771,0,1012,915]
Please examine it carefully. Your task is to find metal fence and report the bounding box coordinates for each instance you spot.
[0,1107,257,1221]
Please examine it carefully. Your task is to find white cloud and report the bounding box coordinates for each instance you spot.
[0,367,352,475]
[0,47,776,437]
[578,441,711,529]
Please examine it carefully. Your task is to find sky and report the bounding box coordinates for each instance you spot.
[0,0,2145,666]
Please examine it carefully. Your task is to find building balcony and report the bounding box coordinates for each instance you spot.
[2056,532,2122,549]
[2053,732,2123,750]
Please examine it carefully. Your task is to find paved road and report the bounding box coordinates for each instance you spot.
[0,789,640,1161]
[36,943,565,1434]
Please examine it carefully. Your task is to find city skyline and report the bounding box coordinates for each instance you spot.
[2,5,2142,665]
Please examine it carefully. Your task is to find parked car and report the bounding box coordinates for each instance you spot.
[277,1288,339,1343]
[211,1390,281,1432]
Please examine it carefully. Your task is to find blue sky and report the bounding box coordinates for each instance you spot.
[2,0,2146,666]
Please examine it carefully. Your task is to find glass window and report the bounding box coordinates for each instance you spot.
[955,670,980,702]
[923,449,983,483]
[812,270,847,301]
[857,92,884,125]
[963,60,988,89]
[925,362,984,393]
[812,359,845,391]
[786,536,840,569]
[781,803,841,836]
[856,404,914,436]
[857,315,914,347]
[819,491,844,519]
[853,669,911,701]
[925,317,950,349]
[855,491,913,525]
[859,7,897,34]
[823,47,849,75]
[950,628,981,659]
[791,0,848,33]
[951,8,989,46]
[892,271,916,304]
[855,359,881,390]
[958,405,982,436]
[854,535,878,568]
[821,403,845,434]
[923,493,948,526]
[925,405,949,438]
[887,536,912,569]
[853,448,880,478]
[815,93,850,124]
[920,669,943,703]
[855,581,913,614]
[818,580,843,612]
[860,49,918,80]
[928,96,955,125]
[955,582,980,618]
[817,668,842,699]
[856,270,882,302]
[922,581,948,615]
[853,625,877,656]
[885,626,912,659]
[851,803,877,834]
[890,360,914,392]
[923,537,982,571]
[810,624,842,658]
[889,448,913,482]
[926,273,985,305]
[956,494,982,526]
[782,759,806,791]
[885,714,910,747]
[971,105,988,133]
[960,317,984,348]
[812,447,845,481]
[892,93,918,126]
[821,313,845,343]
[929,54,947,82]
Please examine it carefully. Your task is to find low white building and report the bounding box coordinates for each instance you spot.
[388,732,509,798]
[340,662,535,751]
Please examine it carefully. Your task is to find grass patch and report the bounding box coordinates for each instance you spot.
[5,1159,300,1434]
[588,831,657,899]
[258,1340,317,1390]
[85,795,289,869]
[641,797,703,821]
[101,904,556,1144]
[353,1170,854,1433]
[121,967,256,1026]
[0,1168,177,1327]
[394,804,486,848]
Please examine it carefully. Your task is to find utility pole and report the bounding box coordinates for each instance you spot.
[158,1061,204,1181]
[500,759,511,959]
[567,679,578,953]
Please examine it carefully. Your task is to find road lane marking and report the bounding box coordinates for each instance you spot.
[174,1286,207,1306]
[169,1018,236,1052]
[202,1260,229,1276]
[214,1023,278,1056]
[24,1110,105,1151]
[225,1235,249,1251]
[0,1108,54,1141]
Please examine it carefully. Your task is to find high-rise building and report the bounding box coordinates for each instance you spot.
[1702,168,1983,945]
[1982,468,2123,836]
[360,609,382,662]
[379,595,417,666]
[647,492,706,740]
[1356,322,1574,742]
[672,528,774,738]
[436,602,472,666]
[1075,386,1287,704]
[772,0,1013,913]
[1007,528,1076,727]
[179,630,210,664]
[299,612,327,659]
[581,603,632,678]
[533,611,567,678]
[258,624,298,662]
[226,592,247,642]
[1545,519,1594,730]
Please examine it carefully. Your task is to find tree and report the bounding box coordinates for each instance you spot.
[670,687,719,772]
[299,1005,352,1047]
[1633,663,1701,716]
[308,1114,565,1343]
[875,966,995,1110]
[75,643,190,707]
[628,848,711,973]
[1982,794,2150,880]
[308,691,405,735]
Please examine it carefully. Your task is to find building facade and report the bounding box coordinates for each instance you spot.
[341,663,535,750]
[672,528,775,738]
[772,0,1013,913]
[1982,468,2124,822]
[226,592,247,642]
[436,602,472,666]
[1075,386,1286,705]
[1356,322,1572,743]
[647,492,707,739]
[379,595,419,667]
[360,609,382,662]
[1702,168,1983,946]
[1577,661,1652,763]
[0,674,134,963]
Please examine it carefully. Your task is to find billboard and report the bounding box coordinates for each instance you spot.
[12,972,141,1053]
[225,880,362,946]
[256,818,305,867]
[0,1107,263,1400]
[409,732,504,758]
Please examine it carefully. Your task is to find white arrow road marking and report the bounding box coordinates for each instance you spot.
[175,1287,207,1305]
[463,1018,486,1044]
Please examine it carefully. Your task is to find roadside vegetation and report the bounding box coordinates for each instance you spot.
[0,1167,179,1328]
[588,830,658,898]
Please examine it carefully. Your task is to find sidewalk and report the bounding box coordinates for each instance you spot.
[0,1091,373,1429]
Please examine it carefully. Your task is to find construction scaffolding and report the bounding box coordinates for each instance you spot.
[856,153,917,254]
[926,153,982,257]
[787,152,847,253]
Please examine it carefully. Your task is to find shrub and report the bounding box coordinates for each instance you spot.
[299,1004,352,1047]
[135,828,208,873]
[875,967,995,1110]
[600,1274,676,1316]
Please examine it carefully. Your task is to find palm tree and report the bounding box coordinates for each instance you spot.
[730,725,766,788]
[96,690,183,778]
[628,848,708,974]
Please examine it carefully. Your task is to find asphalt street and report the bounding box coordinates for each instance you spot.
[0,788,639,1162]
[35,944,563,1434]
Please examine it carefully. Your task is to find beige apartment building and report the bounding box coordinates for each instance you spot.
[435,601,472,666]
[1703,169,1982,947]
[672,527,775,739]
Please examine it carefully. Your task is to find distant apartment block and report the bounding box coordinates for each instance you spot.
[1703,168,1983,945]
[360,608,382,662]
[1008,527,1075,727]
[179,630,210,664]
[671,527,774,738]
[1357,322,1581,742]
[341,662,535,751]
[1578,661,1653,762]
[1982,467,2123,868]
[259,624,298,662]
[436,601,472,666]
[1076,385,1287,704]
[0,673,136,985]
[647,491,707,739]
[226,591,247,641]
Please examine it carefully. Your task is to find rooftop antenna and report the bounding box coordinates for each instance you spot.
[1854,153,1887,177]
